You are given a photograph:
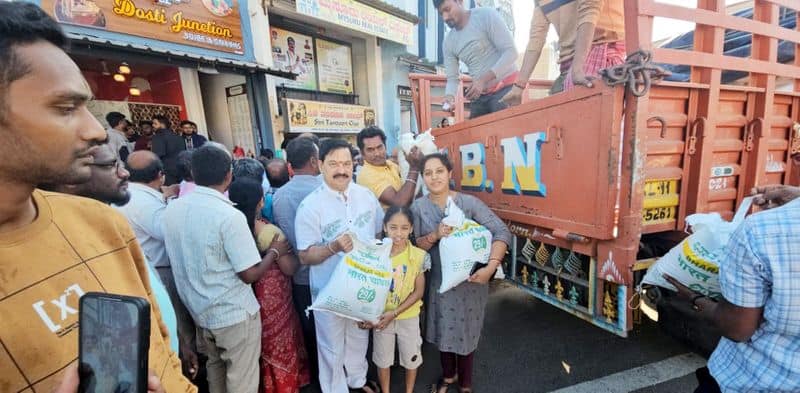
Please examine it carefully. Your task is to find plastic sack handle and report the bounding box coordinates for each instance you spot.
[731,196,755,226]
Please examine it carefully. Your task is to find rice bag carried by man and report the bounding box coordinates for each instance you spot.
[309,233,393,322]
[398,130,439,194]
[438,199,493,293]
[642,197,754,298]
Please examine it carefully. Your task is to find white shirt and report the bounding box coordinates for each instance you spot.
[163,186,261,329]
[295,181,384,298]
[116,183,170,268]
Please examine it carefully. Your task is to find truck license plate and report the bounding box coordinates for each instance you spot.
[642,206,676,223]
[643,179,679,224]
[644,180,677,197]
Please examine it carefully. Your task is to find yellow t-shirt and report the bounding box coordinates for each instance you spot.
[384,244,429,320]
[357,161,403,209]
[0,190,196,393]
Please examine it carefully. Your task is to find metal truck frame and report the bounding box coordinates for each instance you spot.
[410,0,800,337]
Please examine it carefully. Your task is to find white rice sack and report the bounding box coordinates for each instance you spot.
[309,234,393,322]
[438,200,492,293]
[398,130,439,195]
[642,197,754,298]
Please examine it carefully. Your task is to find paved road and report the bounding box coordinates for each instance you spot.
[302,281,706,393]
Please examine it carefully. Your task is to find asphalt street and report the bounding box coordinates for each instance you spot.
[302,281,705,393]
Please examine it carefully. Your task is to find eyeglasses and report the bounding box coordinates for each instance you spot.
[87,159,126,175]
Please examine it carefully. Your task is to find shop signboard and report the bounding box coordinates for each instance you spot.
[397,85,412,101]
[42,0,245,54]
[316,39,353,94]
[270,27,318,90]
[295,0,414,46]
[286,98,375,134]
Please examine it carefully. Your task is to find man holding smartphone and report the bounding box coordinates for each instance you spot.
[0,4,195,393]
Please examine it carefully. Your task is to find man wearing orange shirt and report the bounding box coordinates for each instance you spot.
[0,4,195,392]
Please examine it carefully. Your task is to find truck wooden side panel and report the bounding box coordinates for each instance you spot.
[433,86,626,240]
[412,0,800,337]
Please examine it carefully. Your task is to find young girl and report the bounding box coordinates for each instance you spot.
[370,206,430,393]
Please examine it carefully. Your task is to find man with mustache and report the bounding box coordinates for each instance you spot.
[41,145,190,386]
[435,0,518,119]
[0,4,195,392]
[295,138,384,393]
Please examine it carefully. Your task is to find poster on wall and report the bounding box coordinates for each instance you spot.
[226,84,257,157]
[270,27,318,90]
[286,98,375,134]
[41,0,245,54]
[316,39,353,94]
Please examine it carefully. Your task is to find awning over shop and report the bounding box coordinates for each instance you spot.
[66,32,296,79]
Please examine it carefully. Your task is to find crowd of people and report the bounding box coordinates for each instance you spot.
[1,2,797,393]
[0,5,511,393]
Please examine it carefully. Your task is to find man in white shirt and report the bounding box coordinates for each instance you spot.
[295,138,384,393]
[164,144,289,393]
[116,150,198,379]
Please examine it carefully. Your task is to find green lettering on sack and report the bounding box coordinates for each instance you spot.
[357,287,376,303]
[472,237,487,251]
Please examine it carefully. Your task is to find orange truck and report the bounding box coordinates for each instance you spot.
[410,0,800,338]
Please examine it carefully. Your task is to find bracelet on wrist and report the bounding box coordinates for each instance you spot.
[513,82,527,90]
[326,242,337,255]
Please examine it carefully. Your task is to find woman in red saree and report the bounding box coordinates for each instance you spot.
[229,178,311,393]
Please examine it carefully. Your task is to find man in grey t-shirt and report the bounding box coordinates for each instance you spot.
[436,0,518,119]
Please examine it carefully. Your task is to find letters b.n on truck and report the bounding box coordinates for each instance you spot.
[410,0,800,337]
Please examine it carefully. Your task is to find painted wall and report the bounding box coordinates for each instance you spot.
[199,73,248,149]
[28,0,259,63]
[381,40,414,151]
[179,68,210,136]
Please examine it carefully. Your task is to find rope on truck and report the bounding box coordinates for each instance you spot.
[600,50,671,97]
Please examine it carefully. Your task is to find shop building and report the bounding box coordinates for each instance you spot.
[264,0,419,150]
[31,0,290,155]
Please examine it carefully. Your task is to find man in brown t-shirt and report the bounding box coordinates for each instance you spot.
[0,4,196,392]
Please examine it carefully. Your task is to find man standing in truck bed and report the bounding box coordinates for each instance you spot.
[435,0,518,119]
[501,0,626,106]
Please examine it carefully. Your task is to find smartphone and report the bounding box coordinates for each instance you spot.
[79,292,150,393]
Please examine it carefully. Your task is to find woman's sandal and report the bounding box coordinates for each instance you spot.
[430,376,458,393]
[350,380,380,393]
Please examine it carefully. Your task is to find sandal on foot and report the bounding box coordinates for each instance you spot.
[431,376,458,393]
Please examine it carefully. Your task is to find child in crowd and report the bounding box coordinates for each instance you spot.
[365,206,430,393]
